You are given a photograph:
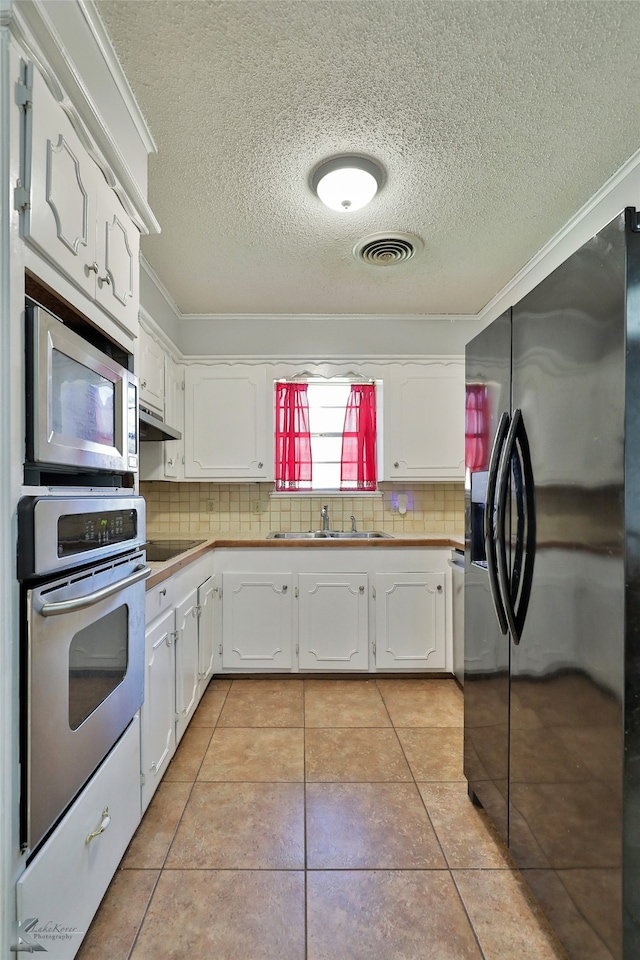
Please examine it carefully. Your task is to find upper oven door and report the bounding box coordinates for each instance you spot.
[26,303,138,474]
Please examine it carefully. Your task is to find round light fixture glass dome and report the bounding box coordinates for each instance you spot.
[312,156,382,212]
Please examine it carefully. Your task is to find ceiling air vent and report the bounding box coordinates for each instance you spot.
[354,232,422,266]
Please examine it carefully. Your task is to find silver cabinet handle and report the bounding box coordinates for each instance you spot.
[394,461,399,468]
[98,273,111,286]
[359,585,365,593]
[437,584,443,593]
[140,379,147,389]
[85,807,111,844]
[282,584,288,592]
[87,261,99,274]
[38,564,151,616]
[257,461,264,468]
[159,588,167,597]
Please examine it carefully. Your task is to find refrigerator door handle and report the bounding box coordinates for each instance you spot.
[484,411,510,635]
[496,408,536,644]
[513,410,536,641]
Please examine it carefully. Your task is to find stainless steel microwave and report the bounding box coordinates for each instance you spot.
[26,302,138,477]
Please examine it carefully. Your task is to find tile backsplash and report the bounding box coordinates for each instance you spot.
[141,482,464,537]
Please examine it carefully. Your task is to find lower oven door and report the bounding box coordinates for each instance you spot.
[24,551,149,854]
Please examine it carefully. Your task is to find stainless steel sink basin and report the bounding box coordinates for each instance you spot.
[266,530,393,540]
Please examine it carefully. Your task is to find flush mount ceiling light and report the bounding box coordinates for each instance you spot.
[312,156,383,212]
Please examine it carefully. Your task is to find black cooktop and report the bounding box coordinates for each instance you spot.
[144,539,206,562]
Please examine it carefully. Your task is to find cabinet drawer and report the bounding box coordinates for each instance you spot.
[146,578,174,622]
[16,717,141,960]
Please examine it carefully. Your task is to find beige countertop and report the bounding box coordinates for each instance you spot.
[145,532,465,589]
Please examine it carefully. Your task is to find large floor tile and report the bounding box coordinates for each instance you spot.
[304,679,391,727]
[454,869,569,960]
[217,679,304,727]
[306,782,446,869]
[122,782,191,869]
[162,726,213,782]
[75,869,158,960]
[130,870,305,960]
[396,726,464,780]
[165,781,304,869]
[307,870,483,960]
[305,727,411,781]
[417,781,512,868]
[377,678,463,726]
[198,727,304,781]
[189,678,231,727]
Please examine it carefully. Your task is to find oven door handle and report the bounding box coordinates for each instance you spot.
[38,564,152,617]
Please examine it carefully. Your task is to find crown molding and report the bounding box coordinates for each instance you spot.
[78,0,157,156]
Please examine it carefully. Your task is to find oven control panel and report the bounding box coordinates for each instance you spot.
[18,495,146,579]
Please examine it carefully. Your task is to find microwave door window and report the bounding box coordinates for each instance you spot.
[52,349,116,450]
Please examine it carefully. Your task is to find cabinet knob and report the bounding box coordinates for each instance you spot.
[394,461,399,469]
[437,584,443,593]
[359,585,365,594]
[282,584,288,592]
[141,380,147,389]
[98,273,111,286]
[258,461,264,469]
[159,588,166,597]
[87,261,99,275]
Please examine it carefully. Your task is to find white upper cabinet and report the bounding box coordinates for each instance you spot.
[383,361,465,481]
[184,364,271,480]
[138,323,165,414]
[22,64,139,333]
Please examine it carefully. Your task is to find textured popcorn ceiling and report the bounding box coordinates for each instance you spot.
[97,0,640,317]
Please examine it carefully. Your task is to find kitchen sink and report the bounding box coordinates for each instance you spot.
[266,530,393,540]
[144,539,206,561]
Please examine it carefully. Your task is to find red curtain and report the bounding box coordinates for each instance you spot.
[340,384,377,490]
[275,383,312,490]
[465,384,489,472]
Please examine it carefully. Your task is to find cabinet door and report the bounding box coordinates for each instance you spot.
[184,365,269,479]
[164,356,184,479]
[222,573,292,670]
[384,362,465,480]
[374,572,446,669]
[138,325,165,415]
[141,608,176,811]
[26,65,97,300]
[175,586,200,741]
[94,176,139,332]
[198,575,216,689]
[298,573,369,671]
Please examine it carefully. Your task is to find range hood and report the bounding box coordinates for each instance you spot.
[139,406,182,442]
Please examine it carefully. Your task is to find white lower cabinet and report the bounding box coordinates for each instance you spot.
[374,572,446,669]
[16,717,141,960]
[141,555,216,810]
[298,573,369,670]
[215,548,452,674]
[141,607,176,811]
[221,573,293,670]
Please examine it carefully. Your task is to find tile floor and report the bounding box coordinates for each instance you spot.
[76,678,568,960]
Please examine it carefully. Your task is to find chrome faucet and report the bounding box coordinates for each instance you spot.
[321,504,330,531]
[350,515,358,532]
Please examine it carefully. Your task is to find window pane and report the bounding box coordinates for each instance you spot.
[313,462,341,489]
[309,406,346,434]
[311,435,343,462]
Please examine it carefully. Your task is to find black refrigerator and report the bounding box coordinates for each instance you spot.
[464,208,640,960]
